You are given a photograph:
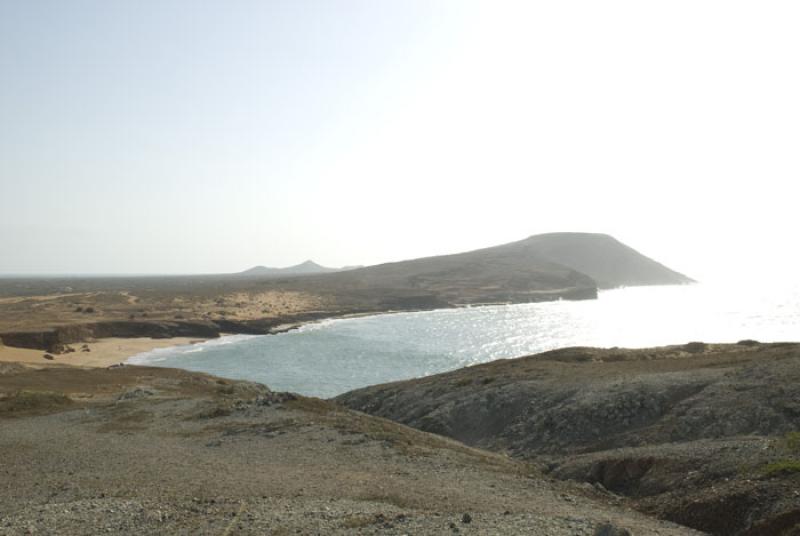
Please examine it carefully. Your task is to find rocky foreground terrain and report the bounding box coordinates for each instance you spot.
[0,362,698,535]
[337,342,800,535]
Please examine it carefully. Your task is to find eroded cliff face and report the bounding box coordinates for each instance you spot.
[337,343,800,535]
[0,321,220,353]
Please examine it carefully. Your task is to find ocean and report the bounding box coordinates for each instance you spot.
[128,283,800,398]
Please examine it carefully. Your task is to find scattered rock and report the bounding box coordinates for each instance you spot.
[117,388,155,401]
[48,343,68,355]
[594,522,631,536]
[257,393,296,406]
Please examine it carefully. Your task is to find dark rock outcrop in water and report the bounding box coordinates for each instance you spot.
[337,343,800,535]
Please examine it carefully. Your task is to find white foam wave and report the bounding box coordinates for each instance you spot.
[294,318,341,333]
[126,334,260,365]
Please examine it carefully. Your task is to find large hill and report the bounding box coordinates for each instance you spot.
[516,233,694,288]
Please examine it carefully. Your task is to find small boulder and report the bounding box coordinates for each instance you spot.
[43,354,54,360]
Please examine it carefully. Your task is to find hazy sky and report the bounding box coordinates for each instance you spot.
[1,1,798,281]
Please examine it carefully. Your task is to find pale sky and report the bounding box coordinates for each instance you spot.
[1,1,798,282]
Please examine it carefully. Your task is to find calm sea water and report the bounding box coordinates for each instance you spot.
[128,283,800,398]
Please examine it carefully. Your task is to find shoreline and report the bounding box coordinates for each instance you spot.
[0,310,403,370]
[0,288,681,370]
[0,337,208,368]
[0,287,602,358]
[0,310,401,370]
[0,306,515,370]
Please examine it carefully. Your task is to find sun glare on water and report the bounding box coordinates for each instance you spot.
[129,283,800,398]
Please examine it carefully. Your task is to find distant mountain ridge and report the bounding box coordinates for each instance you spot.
[238,260,340,277]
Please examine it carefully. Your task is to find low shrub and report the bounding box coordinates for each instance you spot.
[763,460,800,477]
[0,390,73,414]
[785,431,800,452]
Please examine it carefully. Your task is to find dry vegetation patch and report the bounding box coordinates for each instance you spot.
[0,389,73,416]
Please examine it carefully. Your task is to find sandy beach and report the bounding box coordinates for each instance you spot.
[0,337,204,368]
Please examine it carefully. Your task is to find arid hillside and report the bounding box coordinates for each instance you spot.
[338,342,800,535]
[0,363,698,535]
